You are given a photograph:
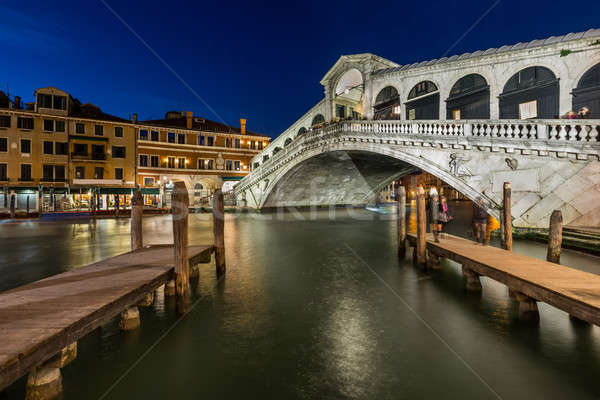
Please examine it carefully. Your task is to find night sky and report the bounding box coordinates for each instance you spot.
[2,1,598,137]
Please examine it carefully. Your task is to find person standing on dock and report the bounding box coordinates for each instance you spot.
[438,195,451,238]
[473,197,488,245]
[429,188,440,243]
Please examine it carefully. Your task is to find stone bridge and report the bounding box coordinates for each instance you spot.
[234,29,600,228]
[234,119,600,228]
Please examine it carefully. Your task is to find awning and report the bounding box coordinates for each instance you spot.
[222,176,243,181]
[99,188,134,195]
[141,188,160,194]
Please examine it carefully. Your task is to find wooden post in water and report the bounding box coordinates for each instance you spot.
[547,210,563,264]
[172,182,190,315]
[131,190,143,251]
[213,189,226,276]
[503,182,512,251]
[397,185,406,259]
[415,186,427,268]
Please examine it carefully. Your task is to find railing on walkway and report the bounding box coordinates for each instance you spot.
[249,119,600,177]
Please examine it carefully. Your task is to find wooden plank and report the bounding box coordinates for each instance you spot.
[0,244,213,391]
[406,233,600,325]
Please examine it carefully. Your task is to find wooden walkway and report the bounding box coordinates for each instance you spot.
[407,233,600,326]
[0,244,213,391]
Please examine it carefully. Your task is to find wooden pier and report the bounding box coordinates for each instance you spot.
[406,232,600,325]
[0,244,213,392]
[0,185,227,398]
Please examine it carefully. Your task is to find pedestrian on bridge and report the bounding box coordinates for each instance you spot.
[473,197,488,246]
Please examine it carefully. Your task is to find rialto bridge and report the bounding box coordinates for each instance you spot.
[234,29,600,228]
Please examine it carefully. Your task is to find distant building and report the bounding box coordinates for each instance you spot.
[0,86,270,213]
[136,112,269,207]
[0,87,136,212]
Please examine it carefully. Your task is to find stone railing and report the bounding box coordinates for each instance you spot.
[241,119,600,190]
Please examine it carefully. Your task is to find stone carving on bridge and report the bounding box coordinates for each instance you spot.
[505,158,519,170]
[449,153,472,177]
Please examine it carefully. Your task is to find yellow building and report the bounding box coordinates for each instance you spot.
[0,87,136,213]
[135,111,270,207]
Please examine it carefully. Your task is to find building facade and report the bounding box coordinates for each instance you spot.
[1,87,270,214]
[0,87,136,212]
[136,112,269,207]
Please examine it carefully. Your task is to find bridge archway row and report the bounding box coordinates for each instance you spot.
[369,56,597,121]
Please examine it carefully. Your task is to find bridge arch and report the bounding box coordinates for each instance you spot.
[499,65,560,119]
[374,86,401,120]
[573,61,600,118]
[405,80,440,120]
[446,73,490,119]
[257,140,499,219]
[297,127,307,137]
[311,114,325,126]
[284,137,293,147]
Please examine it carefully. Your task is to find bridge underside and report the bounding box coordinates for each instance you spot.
[262,151,416,208]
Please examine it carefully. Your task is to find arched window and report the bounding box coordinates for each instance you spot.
[573,62,600,118]
[446,74,490,119]
[499,66,559,119]
[405,81,439,120]
[311,114,325,126]
[272,146,282,155]
[297,127,307,137]
[374,86,400,120]
[284,138,292,147]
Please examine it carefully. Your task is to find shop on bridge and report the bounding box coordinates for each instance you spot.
[405,81,439,120]
[374,86,401,120]
[446,74,490,119]
[572,62,600,118]
[499,66,559,119]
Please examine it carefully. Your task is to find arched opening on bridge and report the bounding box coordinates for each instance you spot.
[374,86,401,120]
[405,81,439,120]
[273,146,282,155]
[284,138,293,147]
[446,74,490,119]
[297,127,307,137]
[334,68,364,120]
[499,66,559,119]
[573,62,600,118]
[311,114,325,127]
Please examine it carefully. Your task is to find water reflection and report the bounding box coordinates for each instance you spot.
[1,211,600,399]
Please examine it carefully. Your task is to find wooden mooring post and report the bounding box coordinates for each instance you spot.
[547,210,563,264]
[503,182,512,251]
[131,190,143,251]
[172,182,190,315]
[397,185,406,259]
[213,189,226,276]
[415,186,427,268]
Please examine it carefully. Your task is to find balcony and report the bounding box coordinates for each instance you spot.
[18,177,34,182]
[41,178,67,183]
[70,152,107,161]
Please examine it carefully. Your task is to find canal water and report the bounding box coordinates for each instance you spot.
[1,206,600,399]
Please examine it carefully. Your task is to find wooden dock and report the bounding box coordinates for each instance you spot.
[0,244,213,392]
[406,232,600,325]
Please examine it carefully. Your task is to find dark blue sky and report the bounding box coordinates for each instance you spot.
[2,1,598,137]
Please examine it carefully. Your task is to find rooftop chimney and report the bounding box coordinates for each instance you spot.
[186,111,193,129]
[240,118,246,135]
[131,113,138,123]
[14,96,21,110]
